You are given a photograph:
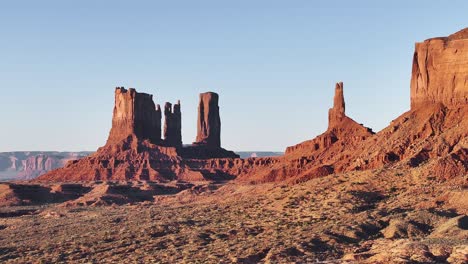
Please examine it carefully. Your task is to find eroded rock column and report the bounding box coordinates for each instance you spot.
[164,101,182,147]
[194,92,221,148]
[328,82,346,128]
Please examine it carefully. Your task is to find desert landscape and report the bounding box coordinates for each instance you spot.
[0,27,466,263]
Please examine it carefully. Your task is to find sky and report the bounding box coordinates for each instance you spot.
[0,1,467,152]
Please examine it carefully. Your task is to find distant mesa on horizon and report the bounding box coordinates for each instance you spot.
[0,151,92,181]
[0,150,282,180]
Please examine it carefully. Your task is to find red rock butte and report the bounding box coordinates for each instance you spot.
[37,89,239,182]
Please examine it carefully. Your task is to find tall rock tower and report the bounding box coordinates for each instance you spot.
[106,87,162,145]
[328,82,346,128]
[164,101,182,147]
[194,92,221,148]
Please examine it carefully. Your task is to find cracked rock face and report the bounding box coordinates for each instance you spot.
[410,28,468,109]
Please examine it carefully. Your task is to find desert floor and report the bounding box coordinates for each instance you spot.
[0,167,467,263]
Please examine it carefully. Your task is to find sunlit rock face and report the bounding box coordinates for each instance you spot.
[410,28,468,109]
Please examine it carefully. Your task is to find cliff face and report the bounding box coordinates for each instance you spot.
[410,28,468,109]
[107,87,162,145]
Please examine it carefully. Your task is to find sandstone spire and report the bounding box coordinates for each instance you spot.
[328,82,346,128]
[164,101,182,147]
[194,92,221,148]
[155,104,162,141]
[106,87,162,145]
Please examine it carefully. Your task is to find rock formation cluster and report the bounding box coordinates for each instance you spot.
[37,89,238,182]
[37,28,467,183]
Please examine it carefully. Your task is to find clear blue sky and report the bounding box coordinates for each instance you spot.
[1,1,467,152]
